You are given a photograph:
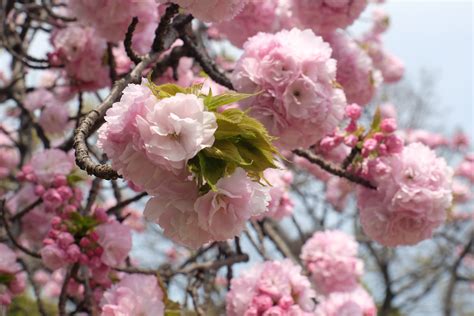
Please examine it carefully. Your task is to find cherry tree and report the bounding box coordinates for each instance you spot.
[0,0,472,315]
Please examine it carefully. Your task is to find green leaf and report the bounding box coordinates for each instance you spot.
[187,108,279,192]
[145,76,204,100]
[204,91,256,111]
[0,273,14,284]
[370,106,382,132]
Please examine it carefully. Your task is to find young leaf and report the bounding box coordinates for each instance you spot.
[204,91,256,111]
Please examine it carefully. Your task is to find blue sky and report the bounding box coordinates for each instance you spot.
[382,0,473,137]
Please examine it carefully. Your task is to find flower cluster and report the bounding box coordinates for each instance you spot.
[290,0,368,35]
[261,167,295,220]
[0,244,26,306]
[226,259,316,315]
[343,104,404,158]
[358,8,405,84]
[67,0,159,54]
[49,25,110,91]
[212,0,282,47]
[145,168,269,248]
[315,286,377,316]
[17,149,82,214]
[41,209,132,285]
[300,230,377,315]
[100,274,165,315]
[325,31,382,106]
[159,0,248,23]
[232,28,346,150]
[357,142,453,246]
[456,153,474,183]
[98,81,278,248]
[300,230,364,295]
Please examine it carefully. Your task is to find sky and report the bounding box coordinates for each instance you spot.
[381,0,473,137]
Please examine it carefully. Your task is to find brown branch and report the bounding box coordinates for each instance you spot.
[58,263,80,316]
[10,198,42,221]
[106,192,147,215]
[124,17,142,64]
[19,259,48,316]
[0,200,41,258]
[293,148,376,189]
[151,3,179,52]
[73,12,187,180]
[260,220,299,263]
[444,232,474,316]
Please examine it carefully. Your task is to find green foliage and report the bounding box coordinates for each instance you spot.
[0,273,14,284]
[8,294,57,316]
[189,109,278,192]
[203,90,256,112]
[145,79,279,193]
[66,212,99,237]
[369,106,382,133]
[146,75,204,100]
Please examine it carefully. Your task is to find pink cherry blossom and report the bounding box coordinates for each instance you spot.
[100,274,165,316]
[232,28,346,150]
[255,167,294,220]
[290,0,368,34]
[315,286,377,316]
[159,0,248,23]
[27,149,75,187]
[38,103,70,134]
[50,24,110,91]
[300,230,363,295]
[326,31,382,105]
[357,142,453,247]
[456,154,474,183]
[402,129,449,149]
[40,244,69,271]
[144,179,214,249]
[226,260,316,316]
[360,33,405,84]
[195,168,270,241]
[136,93,217,172]
[213,0,280,47]
[0,244,26,305]
[23,88,55,111]
[67,0,159,54]
[95,221,132,267]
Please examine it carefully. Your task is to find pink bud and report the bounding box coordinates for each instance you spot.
[345,120,358,133]
[66,244,81,262]
[53,175,68,187]
[386,134,404,154]
[252,294,273,312]
[344,134,358,147]
[57,186,73,201]
[57,232,74,248]
[34,185,45,196]
[89,231,99,242]
[43,238,55,245]
[94,247,104,256]
[373,132,385,142]
[94,208,108,223]
[79,237,91,248]
[364,138,378,151]
[380,118,397,133]
[278,295,294,309]
[64,205,76,215]
[345,103,362,120]
[51,216,62,227]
